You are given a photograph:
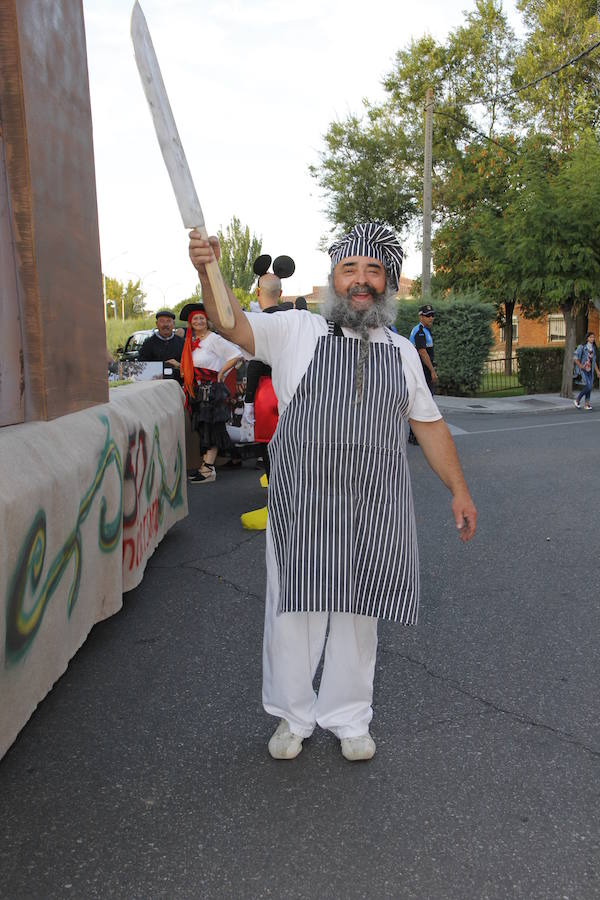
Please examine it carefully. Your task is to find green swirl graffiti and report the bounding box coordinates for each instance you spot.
[146,424,184,519]
[5,417,123,664]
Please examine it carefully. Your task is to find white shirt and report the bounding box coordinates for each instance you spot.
[191,331,241,372]
[245,309,441,422]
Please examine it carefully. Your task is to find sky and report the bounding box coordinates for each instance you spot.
[82,0,521,312]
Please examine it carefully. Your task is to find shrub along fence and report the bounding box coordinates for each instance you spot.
[516,346,564,393]
[396,295,495,396]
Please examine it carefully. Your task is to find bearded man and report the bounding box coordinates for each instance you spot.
[189,222,476,762]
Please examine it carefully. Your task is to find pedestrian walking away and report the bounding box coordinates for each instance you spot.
[573,332,600,410]
[189,221,477,763]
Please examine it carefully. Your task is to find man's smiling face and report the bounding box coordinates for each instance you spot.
[332,256,387,311]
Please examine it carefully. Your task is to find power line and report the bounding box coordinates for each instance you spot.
[465,38,600,108]
[433,108,518,157]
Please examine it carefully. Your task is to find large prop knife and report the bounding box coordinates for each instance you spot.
[130,1,235,328]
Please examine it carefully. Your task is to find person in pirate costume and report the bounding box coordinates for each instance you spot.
[236,253,295,531]
[189,222,477,761]
[179,302,243,483]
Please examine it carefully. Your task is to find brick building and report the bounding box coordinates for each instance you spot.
[490,304,600,360]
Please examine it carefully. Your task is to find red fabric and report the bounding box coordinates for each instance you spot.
[224,368,237,397]
[254,375,279,443]
[195,367,218,383]
[181,331,205,399]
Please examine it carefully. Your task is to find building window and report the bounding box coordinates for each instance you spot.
[547,314,565,343]
[500,316,518,343]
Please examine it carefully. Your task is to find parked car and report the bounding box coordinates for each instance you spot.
[119,329,155,361]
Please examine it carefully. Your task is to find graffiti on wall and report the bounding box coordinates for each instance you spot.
[4,417,183,666]
[5,417,122,665]
[121,424,183,573]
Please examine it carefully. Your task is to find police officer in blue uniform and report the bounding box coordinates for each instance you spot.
[408,304,436,444]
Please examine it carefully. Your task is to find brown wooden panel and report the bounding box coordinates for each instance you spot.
[0,125,25,426]
[0,0,46,422]
[0,0,108,422]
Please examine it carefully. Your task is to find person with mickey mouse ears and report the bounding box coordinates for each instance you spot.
[189,222,476,762]
[234,253,296,530]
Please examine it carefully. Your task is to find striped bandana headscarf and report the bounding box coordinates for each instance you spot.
[328,223,404,289]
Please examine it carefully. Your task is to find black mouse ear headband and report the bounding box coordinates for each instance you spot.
[253,254,295,279]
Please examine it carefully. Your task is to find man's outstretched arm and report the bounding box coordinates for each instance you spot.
[188,230,255,355]
[408,418,477,542]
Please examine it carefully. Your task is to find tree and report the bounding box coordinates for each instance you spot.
[172,285,202,320]
[505,132,600,396]
[104,276,147,319]
[513,0,600,152]
[216,216,262,292]
[432,136,532,374]
[310,0,515,236]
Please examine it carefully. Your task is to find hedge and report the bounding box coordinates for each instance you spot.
[396,294,495,396]
[516,346,564,393]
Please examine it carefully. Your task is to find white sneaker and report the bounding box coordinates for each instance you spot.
[340,733,376,761]
[573,399,581,408]
[585,404,593,410]
[268,719,304,759]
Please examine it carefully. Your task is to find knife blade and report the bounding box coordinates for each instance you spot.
[130,2,234,328]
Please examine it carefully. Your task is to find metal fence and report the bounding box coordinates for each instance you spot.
[478,355,520,394]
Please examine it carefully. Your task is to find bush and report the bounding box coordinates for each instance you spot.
[396,292,495,395]
[516,346,563,393]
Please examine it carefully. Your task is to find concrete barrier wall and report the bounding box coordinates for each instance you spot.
[0,380,188,760]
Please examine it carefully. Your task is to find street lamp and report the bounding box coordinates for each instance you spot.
[101,250,129,320]
[123,269,157,319]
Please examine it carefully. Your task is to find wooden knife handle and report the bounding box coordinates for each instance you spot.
[196,225,235,330]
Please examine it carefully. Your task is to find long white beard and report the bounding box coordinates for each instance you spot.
[321,278,398,340]
[320,278,398,402]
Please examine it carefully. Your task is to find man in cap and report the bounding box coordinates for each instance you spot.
[189,222,476,762]
[408,304,437,444]
[410,303,437,393]
[139,309,185,370]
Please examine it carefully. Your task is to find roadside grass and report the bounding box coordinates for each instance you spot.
[475,372,525,398]
[106,316,155,357]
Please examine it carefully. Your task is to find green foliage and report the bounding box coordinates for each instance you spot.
[396,294,495,395]
[217,216,262,292]
[513,0,600,151]
[172,285,202,321]
[104,276,147,319]
[171,283,255,317]
[516,347,564,393]
[309,109,419,235]
[232,287,254,311]
[311,0,515,235]
[105,315,155,357]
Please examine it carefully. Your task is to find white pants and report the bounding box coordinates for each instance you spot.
[262,545,378,739]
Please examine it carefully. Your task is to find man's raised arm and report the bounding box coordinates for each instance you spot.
[188,230,255,355]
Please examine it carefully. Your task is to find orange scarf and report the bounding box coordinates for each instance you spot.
[180,327,203,398]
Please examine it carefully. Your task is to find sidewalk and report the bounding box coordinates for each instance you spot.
[435,392,576,415]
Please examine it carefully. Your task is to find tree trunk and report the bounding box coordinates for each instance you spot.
[560,300,577,398]
[575,308,588,346]
[504,299,515,376]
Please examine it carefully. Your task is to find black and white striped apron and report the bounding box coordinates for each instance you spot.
[268,322,419,623]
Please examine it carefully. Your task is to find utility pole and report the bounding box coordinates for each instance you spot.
[422,87,434,297]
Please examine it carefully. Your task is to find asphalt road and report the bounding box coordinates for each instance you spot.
[2,408,599,900]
